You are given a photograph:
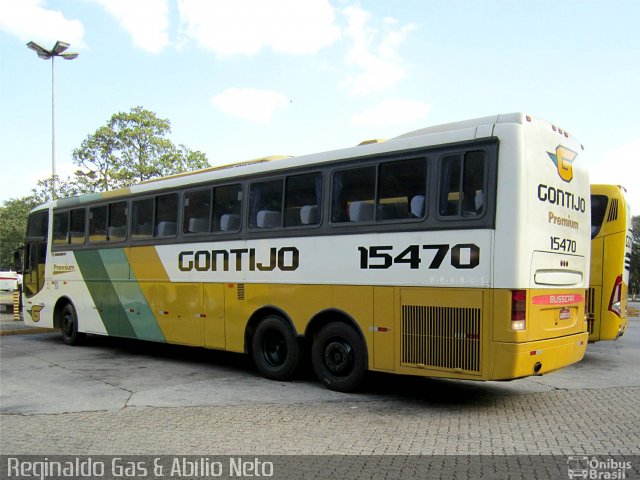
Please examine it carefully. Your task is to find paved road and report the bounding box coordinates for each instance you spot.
[1,305,639,477]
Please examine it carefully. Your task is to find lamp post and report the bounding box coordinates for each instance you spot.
[27,40,78,198]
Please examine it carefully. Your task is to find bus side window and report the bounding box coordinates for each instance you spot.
[89,206,108,242]
[155,194,178,237]
[285,173,322,227]
[108,202,127,241]
[439,151,486,217]
[332,166,376,223]
[184,188,212,234]
[132,198,154,239]
[249,179,283,229]
[69,208,86,245]
[53,211,69,245]
[213,184,242,233]
[377,158,427,220]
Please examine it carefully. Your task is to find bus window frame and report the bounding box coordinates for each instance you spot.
[246,171,324,234]
[183,187,213,236]
[435,148,491,222]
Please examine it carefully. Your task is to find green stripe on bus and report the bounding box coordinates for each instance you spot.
[98,249,165,342]
[74,249,136,338]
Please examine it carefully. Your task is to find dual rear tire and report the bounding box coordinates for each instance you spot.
[251,316,366,393]
[311,322,366,393]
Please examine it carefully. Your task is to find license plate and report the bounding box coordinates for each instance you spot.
[559,308,571,320]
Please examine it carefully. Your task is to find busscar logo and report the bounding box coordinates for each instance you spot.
[547,145,578,183]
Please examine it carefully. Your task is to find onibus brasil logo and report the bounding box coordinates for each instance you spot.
[567,456,632,479]
[547,145,578,183]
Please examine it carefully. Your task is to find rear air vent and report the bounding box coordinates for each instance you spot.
[401,305,481,373]
[607,199,618,222]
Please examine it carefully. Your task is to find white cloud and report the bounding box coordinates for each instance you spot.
[212,88,289,124]
[177,0,340,57]
[590,138,640,212]
[92,0,170,54]
[351,98,429,128]
[0,0,85,48]
[340,6,416,96]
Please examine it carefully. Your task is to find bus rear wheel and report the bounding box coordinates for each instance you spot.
[251,316,300,381]
[60,303,85,346]
[312,322,366,392]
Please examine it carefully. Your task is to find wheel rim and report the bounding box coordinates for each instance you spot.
[62,313,74,337]
[261,330,287,367]
[323,339,353,376]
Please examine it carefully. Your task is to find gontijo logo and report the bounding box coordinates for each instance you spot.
[547,145,577,183]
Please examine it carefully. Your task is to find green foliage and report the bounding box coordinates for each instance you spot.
[70,106,210,192]
[30,106,210,202]
[31,175,85,205]
[0,196,38,269]
[3,107,210,266]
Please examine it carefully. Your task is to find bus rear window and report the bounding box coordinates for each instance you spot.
[591,194,608,238]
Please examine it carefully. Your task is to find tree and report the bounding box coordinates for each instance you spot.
[70,106,209,192]
[2,107,209,267]
[31,175,84,205]
[0,196,38,269]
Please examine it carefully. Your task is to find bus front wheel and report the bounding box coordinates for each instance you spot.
[60,303,85,346]
[251,316,300,381]
[312,322,366,392]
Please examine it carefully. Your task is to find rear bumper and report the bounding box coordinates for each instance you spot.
[489,331,589,380]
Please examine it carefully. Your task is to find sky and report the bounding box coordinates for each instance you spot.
[0,0,639,211]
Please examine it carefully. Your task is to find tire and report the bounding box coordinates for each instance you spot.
[251,316,300,381]
[312,322,366,392]
[60,303,85,346]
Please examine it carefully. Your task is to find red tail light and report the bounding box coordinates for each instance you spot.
[608,274,623,317]
[511,290,527,330]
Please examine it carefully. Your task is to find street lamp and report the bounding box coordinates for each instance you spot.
[27,40,79,198]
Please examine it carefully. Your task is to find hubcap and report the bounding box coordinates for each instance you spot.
[262,331,287,367]
[324,340,353,376]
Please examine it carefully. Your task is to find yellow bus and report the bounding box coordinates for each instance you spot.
[22,113,590,391]
[586,184,632,341]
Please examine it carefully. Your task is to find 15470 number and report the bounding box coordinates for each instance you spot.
[358,244,480,270]
[550,236,576,253]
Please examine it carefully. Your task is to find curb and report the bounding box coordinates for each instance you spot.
[0,327,52,336]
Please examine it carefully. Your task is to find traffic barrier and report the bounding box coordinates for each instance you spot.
[13,290,20,321]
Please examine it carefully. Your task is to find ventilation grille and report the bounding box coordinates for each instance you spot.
[586,287,596,334]
[401,305,481,373]
[237,283,245,301]
[607,198,618,222]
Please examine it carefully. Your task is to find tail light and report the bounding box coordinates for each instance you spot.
[511,289,527,330]
[608,274,623,317]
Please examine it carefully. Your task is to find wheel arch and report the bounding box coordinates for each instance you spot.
[244,305,297,354]
[52,296,75,329]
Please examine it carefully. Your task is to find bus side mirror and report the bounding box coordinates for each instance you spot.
[13,249,22,274]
